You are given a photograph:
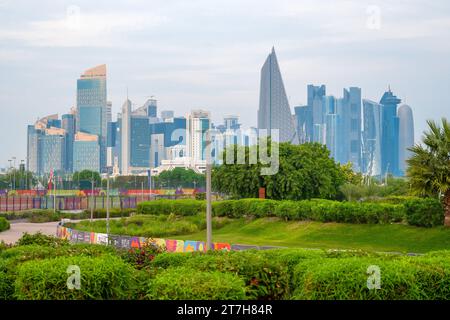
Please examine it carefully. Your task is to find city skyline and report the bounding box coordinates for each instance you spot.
[1,0,450,166]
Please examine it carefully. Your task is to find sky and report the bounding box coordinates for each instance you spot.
[0,0,449,167]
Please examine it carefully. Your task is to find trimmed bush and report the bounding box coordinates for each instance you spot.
[16,232,68,247]
[14,255,136,299]
[291,255,450,300]
[137,199,205,216]
[146,267,246,300]
[404,198,444,227]
[185,251,288,300]
[0,217,10,232]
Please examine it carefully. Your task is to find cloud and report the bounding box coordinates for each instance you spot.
[0,10,169,47]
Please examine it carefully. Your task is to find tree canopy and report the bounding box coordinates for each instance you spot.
[212,142,346,200]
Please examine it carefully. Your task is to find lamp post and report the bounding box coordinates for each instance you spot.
[90,171,94,223]
[106,167,111,241]
[12,157,16,190]
[205,130,212,251]
[8,159,12,191]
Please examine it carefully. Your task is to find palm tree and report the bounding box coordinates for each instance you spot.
[407,118,450,226]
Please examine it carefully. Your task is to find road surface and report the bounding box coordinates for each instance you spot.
[0,221,59,244]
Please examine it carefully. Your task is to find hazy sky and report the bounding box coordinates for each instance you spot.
[1,0,449,167]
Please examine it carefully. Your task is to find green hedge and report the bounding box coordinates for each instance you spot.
[137,198,444,226]
[0,217,10,232]
[145,266,246,300]
[404,198,444,227]
[14,255,136,300]
[151,250,289,300]
[291,255,450,300]
[137,199,205,216]
[214,199,405,224]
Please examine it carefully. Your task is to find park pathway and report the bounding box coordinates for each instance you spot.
[0,221,59,244]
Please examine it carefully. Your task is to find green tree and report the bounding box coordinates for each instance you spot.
[407,118,450,226]
[72,170,101,189]
[212,142,345,200]
[0,169,37,190]
[155,168,205,189]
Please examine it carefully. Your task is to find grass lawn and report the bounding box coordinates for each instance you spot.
[68,215,450,254]
[176,218,450,254]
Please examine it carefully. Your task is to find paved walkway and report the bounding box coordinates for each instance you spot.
[0,221,59,244]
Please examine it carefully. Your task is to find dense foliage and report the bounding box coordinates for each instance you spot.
[212,142,346,200]
[0,217,9,232]
[404,198,444,227]
[407,118,450,225]
[2,233,450,300]
[71,214,231,238]
[137,198,442,226]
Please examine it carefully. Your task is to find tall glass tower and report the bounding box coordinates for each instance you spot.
[362,99,382,177]
[398,104,414,175]
[76,64,107,173]
[380,88,401,176]
[257,47,297,143]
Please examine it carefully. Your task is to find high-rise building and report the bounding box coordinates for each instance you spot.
[143,98,157,118]
[398,104,414,175]
[294,105,309,144]
[62,113,75,173]
[130,115,150,169]
[40,127,66,175]
[224,115,240,130]
[308,85,326,142]
[73,132,100,172]
[257,47,297,143]
[76,64,107,172]
[107,101,112,123]
[149,117,186,167]
[27,125,41,174]
[120,99,131,175]
[187,110,210,161]
[380,87,401,176]
[362,99,382,177]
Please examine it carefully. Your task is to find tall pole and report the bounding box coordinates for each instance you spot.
[90,173,94,223]
[205,130,212,251]
[106,170,110,240]
[53,173,56,213]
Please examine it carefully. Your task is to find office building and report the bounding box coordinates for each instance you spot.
[398,104,414,175]
[73,132,100,172]
[257,47,297,143]
[362,99,382,177]
[76,64,107,172]
[380,87,401,176]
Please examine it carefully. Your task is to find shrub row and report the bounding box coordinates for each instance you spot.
[291,255,450,300]
[0,217,10,232]
[137,199,205,216]
[137,197,445,226]
[2,239,450,300]
[0,208,134,223]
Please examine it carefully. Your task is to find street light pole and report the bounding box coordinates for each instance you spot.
[12,157,16,190]
[90,173,94,223]
[205,130,212,251]
[106,170,110,240]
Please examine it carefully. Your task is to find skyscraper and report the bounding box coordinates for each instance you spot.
[362,99,382,177]
[40,127,66,175]
[73,132,100,173]
[380,88,401,176]
[294,105,309,144]
[308,84,326,143]
[62,113,75,173]
[257,47,297,143]
[398,104,414,175]
[120,99,131,175]
[76,64,107,172]
[187,110,210,161]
